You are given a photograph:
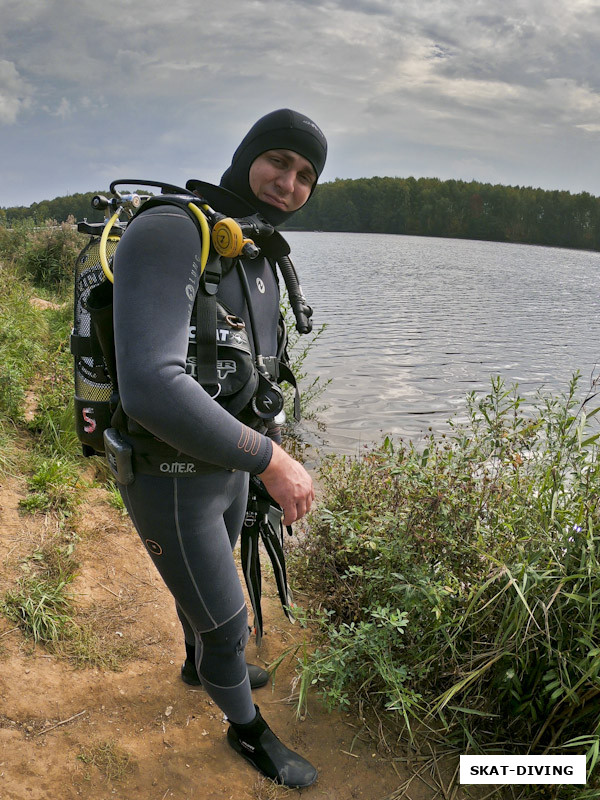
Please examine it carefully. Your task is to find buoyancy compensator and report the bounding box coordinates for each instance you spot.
[71,179,312,457]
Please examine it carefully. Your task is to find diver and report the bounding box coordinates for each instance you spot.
[111,109,327,788]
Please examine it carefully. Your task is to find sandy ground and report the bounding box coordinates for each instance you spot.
[0,464,476,800]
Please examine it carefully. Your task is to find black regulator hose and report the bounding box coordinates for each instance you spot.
[277,255,313,334]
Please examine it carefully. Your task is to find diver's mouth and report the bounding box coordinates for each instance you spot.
[262,192,288,210]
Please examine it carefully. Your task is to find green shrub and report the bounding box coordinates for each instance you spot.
[1,218,83,290]
[293,375,600,791]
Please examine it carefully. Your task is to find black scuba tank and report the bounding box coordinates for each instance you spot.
[71,228,122,456]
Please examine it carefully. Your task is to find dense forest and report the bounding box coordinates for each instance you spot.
[2,177,600,251]
[0,191,105,226]
[287,177,600,250]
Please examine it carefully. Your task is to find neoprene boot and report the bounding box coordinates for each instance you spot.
[180,647,269,690]
[227,705,317,787]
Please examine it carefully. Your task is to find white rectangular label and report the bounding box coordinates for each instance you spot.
[460,755,586,784]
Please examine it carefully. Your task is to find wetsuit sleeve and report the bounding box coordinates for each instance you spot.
[112,206,273,474]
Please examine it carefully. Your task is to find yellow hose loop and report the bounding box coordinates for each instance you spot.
[187,203,211,274]
[99,202,210,285]
[99,211,120,283]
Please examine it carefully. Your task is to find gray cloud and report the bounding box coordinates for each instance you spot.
[0,60,32,124]
[1,0,599,205]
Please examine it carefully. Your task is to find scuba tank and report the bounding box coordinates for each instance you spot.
[71,223,124,455]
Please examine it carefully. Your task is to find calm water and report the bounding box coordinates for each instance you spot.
[284,231,600,454]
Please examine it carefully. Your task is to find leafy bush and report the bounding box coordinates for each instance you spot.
[0,218,84,290]
[293,375,600,791]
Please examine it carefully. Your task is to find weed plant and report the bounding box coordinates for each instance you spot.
[0,218,84,291]
[280,295,330,460]
[77,739,133,781]
[3,535,77,645]
[292,375,600,793]
[19,456,81,514]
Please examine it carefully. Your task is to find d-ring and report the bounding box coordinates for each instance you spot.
[225,314,245,329]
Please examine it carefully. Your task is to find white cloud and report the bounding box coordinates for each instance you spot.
[0,59,31,124]
[43,97,72,119]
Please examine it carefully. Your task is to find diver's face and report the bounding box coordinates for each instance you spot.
[249,149,316,213]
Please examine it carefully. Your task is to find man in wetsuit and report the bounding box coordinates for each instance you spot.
[111,109,327,788]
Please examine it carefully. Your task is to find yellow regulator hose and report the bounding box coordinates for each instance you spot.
[99,211,120,283]
[187,202,211,273]
[98,202,211,285]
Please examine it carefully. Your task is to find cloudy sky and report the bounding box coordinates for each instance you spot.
[1,0,600,208]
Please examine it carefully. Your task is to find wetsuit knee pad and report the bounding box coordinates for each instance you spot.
[198,608,249,686]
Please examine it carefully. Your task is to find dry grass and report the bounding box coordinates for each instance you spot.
[78,739,134,782]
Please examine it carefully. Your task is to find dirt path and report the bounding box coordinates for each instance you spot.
[0,466,464,800]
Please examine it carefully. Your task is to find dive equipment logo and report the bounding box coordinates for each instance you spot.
[82,407,96,433]
[301,118,325,139]
[217,359,237,380]
[256,277,265,294]
[159,462,197,474]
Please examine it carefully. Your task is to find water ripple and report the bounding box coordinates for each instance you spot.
[286,232,600,454]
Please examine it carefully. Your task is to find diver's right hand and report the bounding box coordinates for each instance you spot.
[257,442,315,525]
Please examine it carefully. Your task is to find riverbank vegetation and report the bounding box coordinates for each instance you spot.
[3,177,600,252]
[291,375,600,798]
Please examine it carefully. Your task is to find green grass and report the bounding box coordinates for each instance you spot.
[291,374,600,798]
[0,270,50,423]
[4,573,75,644]
[2,532,135,669]
[19,456,81,515]
[2,530,78,644]
[0,419,19,476]
[104,479,127,513]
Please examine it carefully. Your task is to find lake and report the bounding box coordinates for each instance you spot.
[284,231,600,455]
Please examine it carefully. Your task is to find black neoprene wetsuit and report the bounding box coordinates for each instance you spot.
[112,204,281,724]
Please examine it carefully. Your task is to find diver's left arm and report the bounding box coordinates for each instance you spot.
[113,208,273,474]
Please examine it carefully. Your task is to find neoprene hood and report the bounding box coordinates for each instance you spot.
[220,108,328,226]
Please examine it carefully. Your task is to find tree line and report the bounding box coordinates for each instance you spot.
[0,191,105,226]
[286,176,600,251]
[3,177,600,251]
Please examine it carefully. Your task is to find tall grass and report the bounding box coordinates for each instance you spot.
[280,296,330,459]
[292,375,600,796]
[0,218,83,290]
[0,269,49,423]
[0,221,82,431]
